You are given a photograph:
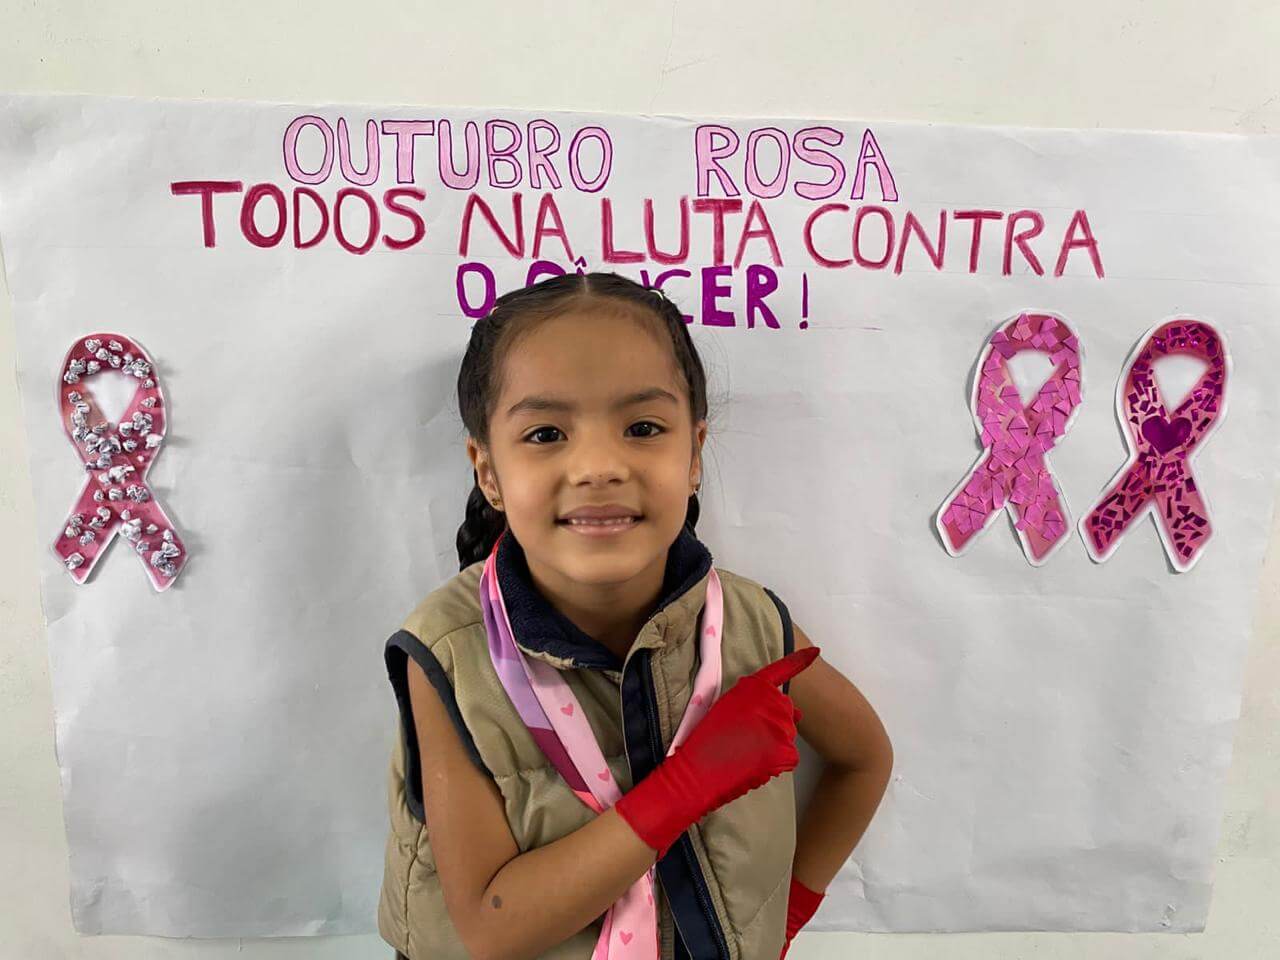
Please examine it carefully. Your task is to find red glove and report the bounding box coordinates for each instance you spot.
[615,646,820,859]
[778,874,825,958]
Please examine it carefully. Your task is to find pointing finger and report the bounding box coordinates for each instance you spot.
[752,646,820,687]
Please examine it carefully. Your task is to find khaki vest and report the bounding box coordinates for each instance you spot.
[378,528,796,959]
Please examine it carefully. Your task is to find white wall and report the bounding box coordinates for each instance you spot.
[2,2,1277,957]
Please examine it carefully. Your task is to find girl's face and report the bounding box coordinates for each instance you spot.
[468,299,706,589]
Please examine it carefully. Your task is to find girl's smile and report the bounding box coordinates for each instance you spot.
[557,514,645,537]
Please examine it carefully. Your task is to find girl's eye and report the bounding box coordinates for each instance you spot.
[523,422,665,444]
[525,426,561,444]
[630,421,664,439]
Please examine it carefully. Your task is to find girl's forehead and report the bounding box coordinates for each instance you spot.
[494,312,686,417]
[519,300,660,347]
[500,307,677,393]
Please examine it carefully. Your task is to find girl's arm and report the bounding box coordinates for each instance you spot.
[406,658,658,960]
[785,621,894,891]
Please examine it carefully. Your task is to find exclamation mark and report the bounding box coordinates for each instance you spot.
[799,272,809,329]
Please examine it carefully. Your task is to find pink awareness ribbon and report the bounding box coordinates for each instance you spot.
[480,529,723,959]
[1079,319,1228,572]
[936,312,1083,565]
[53,334,187,591]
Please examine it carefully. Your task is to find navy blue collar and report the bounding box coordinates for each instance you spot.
[494,524,713,672]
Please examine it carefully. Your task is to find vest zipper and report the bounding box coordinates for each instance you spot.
[642,648,730,960]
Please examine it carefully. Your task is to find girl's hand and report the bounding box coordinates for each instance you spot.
[614,647,820,859]
[778,873,825,958]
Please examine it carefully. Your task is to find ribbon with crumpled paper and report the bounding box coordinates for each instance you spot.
[53,333,187,590]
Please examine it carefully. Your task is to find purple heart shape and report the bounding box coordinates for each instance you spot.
[1141,415,1191,455]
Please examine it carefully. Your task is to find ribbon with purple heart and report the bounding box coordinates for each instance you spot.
[53,333,187,590]
[936,312,1083,565]
[1079,319,1227,572]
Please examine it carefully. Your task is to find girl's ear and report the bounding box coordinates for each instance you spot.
[690,420,708,489]
[467,438,498,497]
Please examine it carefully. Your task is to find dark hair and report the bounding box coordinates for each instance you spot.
[455,271,710,571]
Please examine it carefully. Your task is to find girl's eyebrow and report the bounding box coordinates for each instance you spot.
[505,387,680,418]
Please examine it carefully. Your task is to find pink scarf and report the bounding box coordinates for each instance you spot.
[480,531,724,957]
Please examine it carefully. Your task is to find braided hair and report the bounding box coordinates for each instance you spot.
[455,271,710,571]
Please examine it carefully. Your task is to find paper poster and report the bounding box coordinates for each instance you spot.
[1,93,1278,938]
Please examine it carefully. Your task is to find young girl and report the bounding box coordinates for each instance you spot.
[378,272,893,960]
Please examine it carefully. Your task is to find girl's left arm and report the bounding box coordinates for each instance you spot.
[785,620,894,893]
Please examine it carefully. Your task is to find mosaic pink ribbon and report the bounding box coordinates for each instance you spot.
[480,529,724,959]
[53,334,187,591]
[1079,319,1228,572]
[937,312,1083,564]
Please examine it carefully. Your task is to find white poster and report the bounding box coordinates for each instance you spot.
[1,93,1277,937]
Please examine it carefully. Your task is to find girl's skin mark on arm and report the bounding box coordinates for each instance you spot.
[491,895,503,909]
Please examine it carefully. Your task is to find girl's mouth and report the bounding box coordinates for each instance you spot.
[556,516,643,537]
